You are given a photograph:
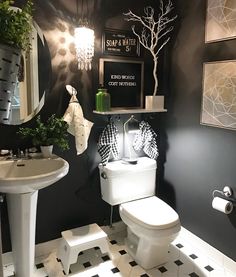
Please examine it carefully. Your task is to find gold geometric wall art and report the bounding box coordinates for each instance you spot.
[201,61,236,130]
[205,0,236,42]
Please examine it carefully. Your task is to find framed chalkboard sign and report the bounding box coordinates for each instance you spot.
[102,29,140,57]
[99,58,144,108]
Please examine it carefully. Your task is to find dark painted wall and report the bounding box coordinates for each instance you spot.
[159,0,236,261]
[0,0,161,252]
[1,0,236,263]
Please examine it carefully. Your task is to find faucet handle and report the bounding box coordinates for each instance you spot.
[0,149,13,160]
[0,149,10,156]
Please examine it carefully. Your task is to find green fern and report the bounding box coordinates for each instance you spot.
[18,115,70,151]
[0,0,33,51]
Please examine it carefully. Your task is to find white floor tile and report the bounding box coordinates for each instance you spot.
[3,226,236,277]
[129,265,146,277]
[225,269,236,277]
[210,269,228,277]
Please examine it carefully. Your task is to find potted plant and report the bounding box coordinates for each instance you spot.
[0,0,33,123]
[0,0,33,51]
[18,114,69,157]
[124,0,177,109]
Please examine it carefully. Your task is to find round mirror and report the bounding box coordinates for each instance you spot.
[0,21,51,125]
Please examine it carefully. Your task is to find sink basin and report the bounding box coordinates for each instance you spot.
[0,155,69,193]
[0,154,69,277]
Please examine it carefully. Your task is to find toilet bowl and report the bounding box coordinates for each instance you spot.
[119,196,180,269]
[99,157,181,269]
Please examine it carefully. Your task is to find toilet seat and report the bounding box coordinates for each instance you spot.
[120,196,180,230]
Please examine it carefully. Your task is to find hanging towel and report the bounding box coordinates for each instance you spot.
[97,121,119,165]
[133,121,159,160]
[63,85,93,155]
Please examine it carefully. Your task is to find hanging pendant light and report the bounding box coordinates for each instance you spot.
[74,0,94,71]
[74,25,94,71]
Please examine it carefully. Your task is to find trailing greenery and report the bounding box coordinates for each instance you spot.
[0,0,33,51]
[18,115,70,151]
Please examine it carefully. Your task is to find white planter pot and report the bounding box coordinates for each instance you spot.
[145,95,164,110]
[40,145,53,158]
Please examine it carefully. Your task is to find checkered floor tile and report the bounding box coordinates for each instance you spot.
[3,228,236,277]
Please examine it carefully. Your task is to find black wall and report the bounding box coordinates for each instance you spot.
[0,0,236,263]
[159,0,236,261]
[0,0,160,252]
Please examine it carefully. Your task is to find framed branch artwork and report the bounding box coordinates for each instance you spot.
[205,0,236,42]
[99,58,144,109]
[201,60,236,130]
[124,1,177,96]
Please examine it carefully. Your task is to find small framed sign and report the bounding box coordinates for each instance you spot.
[102,29,140,57]
[99,58,144,108]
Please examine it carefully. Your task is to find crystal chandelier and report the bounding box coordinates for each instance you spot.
[74,25,94,70]
[74,0,94,71]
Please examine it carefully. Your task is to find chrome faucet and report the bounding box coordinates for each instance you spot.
[0,149,31,160]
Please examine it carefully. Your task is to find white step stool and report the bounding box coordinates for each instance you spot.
[57,223,109,275]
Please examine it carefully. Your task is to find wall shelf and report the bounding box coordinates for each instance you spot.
[93,108,167,115]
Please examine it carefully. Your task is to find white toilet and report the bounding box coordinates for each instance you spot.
[99,157,181,269]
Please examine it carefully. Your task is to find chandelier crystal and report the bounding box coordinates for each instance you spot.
[74,26,94,71]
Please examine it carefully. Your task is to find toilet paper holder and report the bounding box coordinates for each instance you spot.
[212,186,236,205]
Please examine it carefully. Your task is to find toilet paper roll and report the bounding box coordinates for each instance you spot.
[212,197,233,214]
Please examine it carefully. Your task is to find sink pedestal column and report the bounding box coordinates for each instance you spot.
[7,191,38,277]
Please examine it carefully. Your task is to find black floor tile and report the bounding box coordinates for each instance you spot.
[119,249,127,255]
[189,273,199,277]
[110,240,117,245]
[129,260,138,267]
[36,263,44,269]
[140,274,149,277]
[102,255,110,261]
[111,267,120,273]
[158,266,168,273]
[189,254,198,259]
[174,259,183,266]
[83,261,92,268]
[176,243,184,248]
[205,265,214,272]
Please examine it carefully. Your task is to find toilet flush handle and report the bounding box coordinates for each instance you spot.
[101,172,107,179]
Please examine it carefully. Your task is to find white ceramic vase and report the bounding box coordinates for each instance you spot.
[145,95,164,110]
[40,145,53,158]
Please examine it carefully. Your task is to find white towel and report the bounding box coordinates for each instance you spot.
[133,121,159,160]
[63,85,93,155]
[97,121,119,165]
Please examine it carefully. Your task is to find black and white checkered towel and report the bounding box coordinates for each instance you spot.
[97,122,119,165]
[133,121,159,160]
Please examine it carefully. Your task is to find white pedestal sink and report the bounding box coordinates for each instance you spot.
[0,155,69,277]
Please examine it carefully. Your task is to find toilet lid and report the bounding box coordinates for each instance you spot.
[120,196,180,230]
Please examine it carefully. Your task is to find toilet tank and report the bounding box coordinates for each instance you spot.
[99,157,157,205]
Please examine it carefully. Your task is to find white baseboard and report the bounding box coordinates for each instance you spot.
[180,226,236,275]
